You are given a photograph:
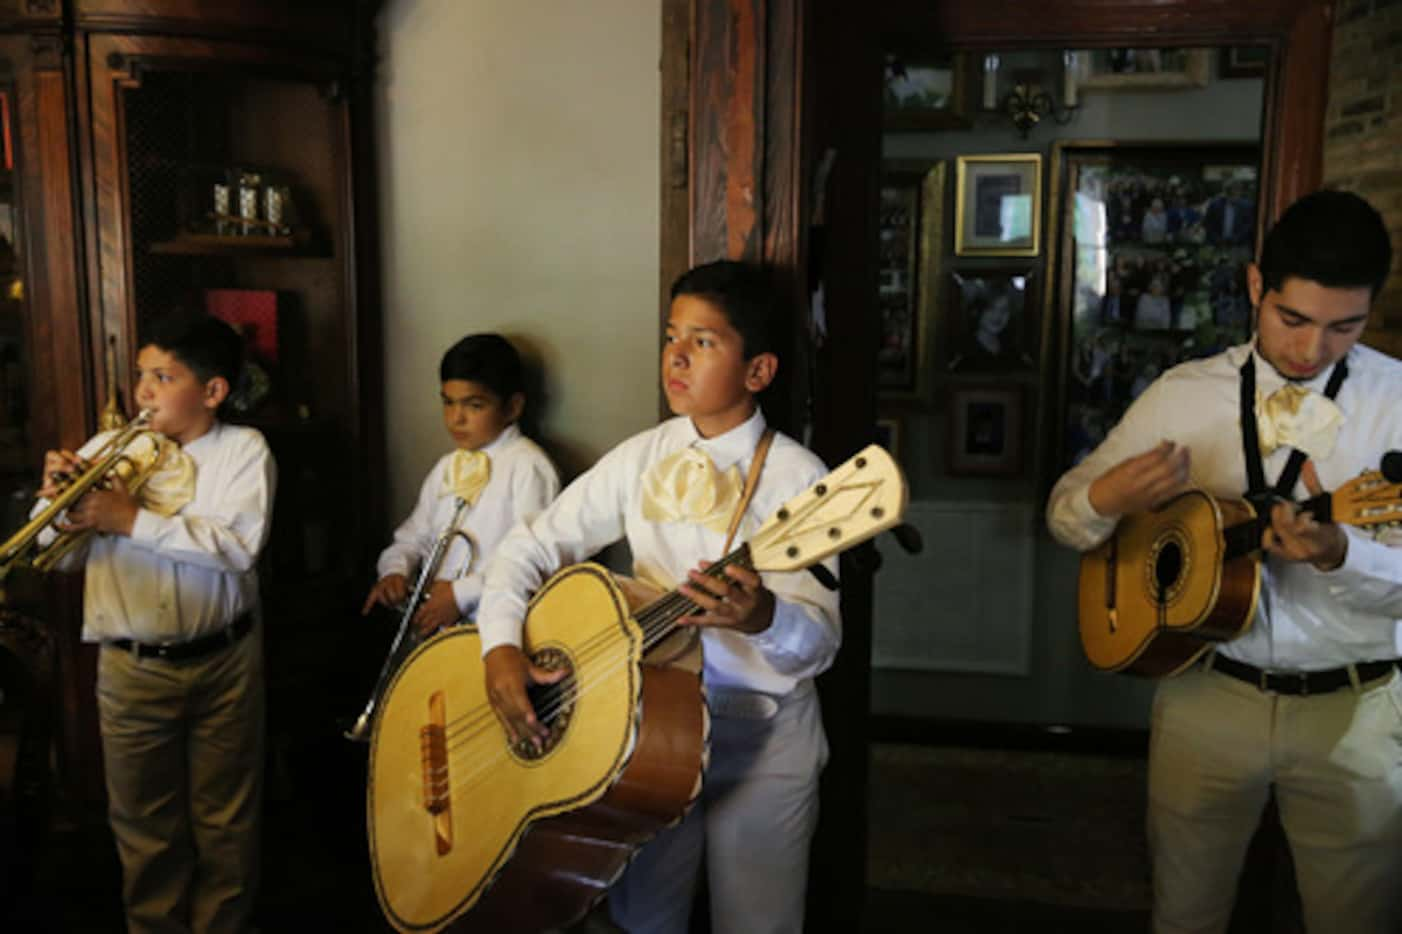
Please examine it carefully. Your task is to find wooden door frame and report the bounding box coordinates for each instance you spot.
[808,0,1332,927]
[675,0,1333,928]
[0,25,99,807]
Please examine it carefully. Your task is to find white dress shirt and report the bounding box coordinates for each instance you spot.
[377,424,559,616]
[1048,340,1402,670]
[478,410,842,695]
[38,421,277,644]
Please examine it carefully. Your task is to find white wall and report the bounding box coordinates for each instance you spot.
[376,0,660,519]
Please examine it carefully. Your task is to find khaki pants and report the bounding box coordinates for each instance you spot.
[96,627,264,934]
[1148,664,1402,934]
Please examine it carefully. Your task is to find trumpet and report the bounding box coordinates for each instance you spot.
[345,496,473,742]
[0,410,172,580]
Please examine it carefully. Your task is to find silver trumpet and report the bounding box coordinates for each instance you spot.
[345,496,472,742]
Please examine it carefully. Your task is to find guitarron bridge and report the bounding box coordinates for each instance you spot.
[419,690,453,855]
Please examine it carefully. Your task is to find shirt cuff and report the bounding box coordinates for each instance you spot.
[476,603,527,656]
[1317,526,1384,586]
[452,576,482,616]
[1067,484,1119,545]
[129,508,169,547]
[747,595,808,658]
[376,556,411,579]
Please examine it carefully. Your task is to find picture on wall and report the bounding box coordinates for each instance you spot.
[877,162,945,400]
[1050,141,1260,469]
[955,154,1041,257]
[1074,48,1211,90]
[947,269,1036,372]
[947,384,1024,476]
[883,51,971,131]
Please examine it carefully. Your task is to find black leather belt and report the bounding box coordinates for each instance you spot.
[108,612,254,662]
[1210,654,1397,696]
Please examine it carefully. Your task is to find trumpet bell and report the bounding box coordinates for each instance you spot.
[0,411,193,581]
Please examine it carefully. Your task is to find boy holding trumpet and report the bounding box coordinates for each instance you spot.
[37,314,275,934]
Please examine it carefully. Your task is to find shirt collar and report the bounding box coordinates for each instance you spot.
[479,422,521,458]
[682,408,767,473]
[181,420,222,457]
[1244,337,1348,396]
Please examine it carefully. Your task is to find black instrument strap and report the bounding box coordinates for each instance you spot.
[1238,353,1348,502]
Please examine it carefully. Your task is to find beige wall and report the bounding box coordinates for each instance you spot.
[376,0,661,519]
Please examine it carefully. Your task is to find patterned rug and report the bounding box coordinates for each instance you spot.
[866,744,1152,911]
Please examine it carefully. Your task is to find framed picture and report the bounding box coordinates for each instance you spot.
[1074,48,1211,90]
[875,417,902,460]
[947,384,1024,476]
[877,161,945,399]
[884,51,972,131]
[954,154,1041,257]
[1219,46,1270,79]
[947,268,1036,372]
[1047,140,1260,469]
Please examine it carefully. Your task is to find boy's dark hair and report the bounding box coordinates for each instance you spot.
[670,260,778,359]
[440,333,525,401]
[1259,189,1393,297]
[141,314,244,385]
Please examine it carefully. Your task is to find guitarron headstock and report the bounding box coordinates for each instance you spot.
[748,444,908,573]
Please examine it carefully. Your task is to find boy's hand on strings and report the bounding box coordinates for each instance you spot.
[1088,440,1191,517]
[679,561,775,635]
[38,449,85,500]
[361,573,409,616]
[1262,459,1347,571]
[484,644,566,752]
[60,475,138,536]
[411,581,460,635]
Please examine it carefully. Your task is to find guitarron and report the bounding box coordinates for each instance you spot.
[1078,458,1402,677]
[366,445,906,933]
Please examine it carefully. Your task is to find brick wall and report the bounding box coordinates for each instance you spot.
[1324,0,1402,357]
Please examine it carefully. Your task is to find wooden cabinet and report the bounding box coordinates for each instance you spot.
[0,0,385,805]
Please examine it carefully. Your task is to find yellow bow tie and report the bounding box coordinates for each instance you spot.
[640,445,743,535]
[444,449,491,505]
[131,435,196,517]
[1256,384,1345,460]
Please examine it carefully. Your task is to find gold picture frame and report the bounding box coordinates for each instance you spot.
[1075,48,1211,91]
[877,161,946,401]
[954,154,1042,257]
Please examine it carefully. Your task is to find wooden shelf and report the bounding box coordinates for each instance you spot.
[148,231,328,257]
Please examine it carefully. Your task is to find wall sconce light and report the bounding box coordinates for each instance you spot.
[984,50,1081,138]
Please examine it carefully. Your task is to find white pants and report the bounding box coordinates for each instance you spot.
[1148,664,1402,934]
[608,679,827,934]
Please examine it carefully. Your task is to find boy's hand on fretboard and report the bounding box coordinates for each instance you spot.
[678,562,775,635]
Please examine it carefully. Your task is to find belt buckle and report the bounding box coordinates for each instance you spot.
[1296,671,1310,697]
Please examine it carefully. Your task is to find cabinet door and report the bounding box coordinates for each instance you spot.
[81,34,378,620]
[0,32,98,803]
